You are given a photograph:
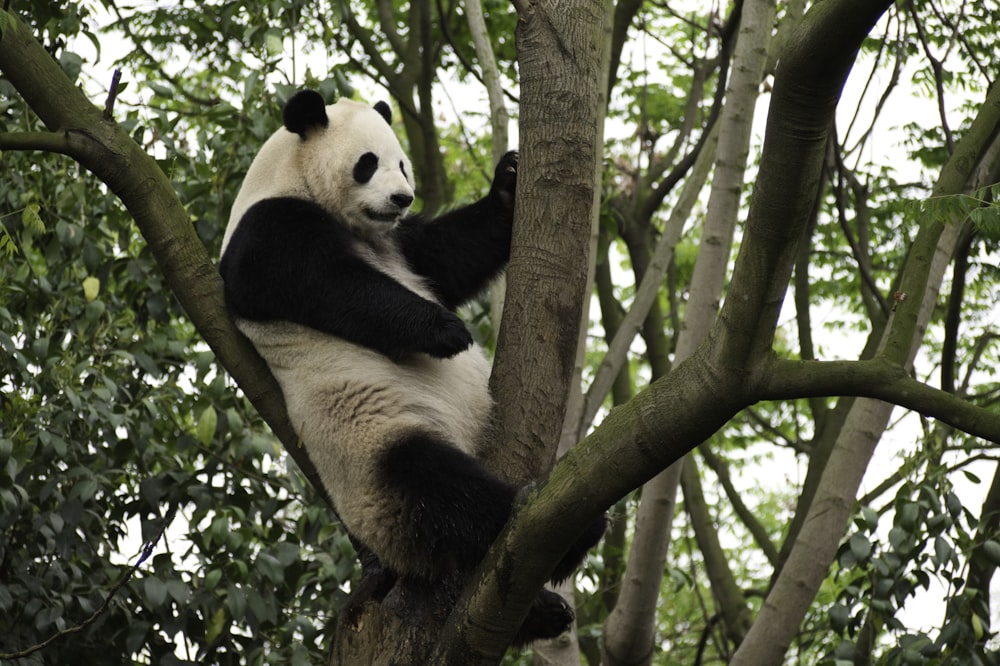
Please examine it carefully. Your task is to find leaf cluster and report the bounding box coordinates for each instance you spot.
[0,39,357,665]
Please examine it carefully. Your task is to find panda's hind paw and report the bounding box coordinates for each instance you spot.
[513,588,574,646]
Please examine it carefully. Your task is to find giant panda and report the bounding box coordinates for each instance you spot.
[219,89,605,643]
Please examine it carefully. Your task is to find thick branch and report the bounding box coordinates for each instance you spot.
[0,129,83,155]
[434,349,748,664]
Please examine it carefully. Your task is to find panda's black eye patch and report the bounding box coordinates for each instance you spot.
[354,152,379,184]
[399,160,407,178]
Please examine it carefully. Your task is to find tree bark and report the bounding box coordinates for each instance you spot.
[465,0,510,167]
[680,460,752,651]
[487,0,610,486]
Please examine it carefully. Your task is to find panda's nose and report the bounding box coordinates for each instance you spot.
[391,193,414,209]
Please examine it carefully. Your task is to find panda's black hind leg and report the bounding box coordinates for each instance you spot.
[380,433,517,578]
[549,512,607,584]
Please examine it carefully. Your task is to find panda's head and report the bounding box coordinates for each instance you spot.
[282,90,415,231]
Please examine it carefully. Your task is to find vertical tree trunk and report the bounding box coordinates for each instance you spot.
[465,0,510,167]
[465,0,512,343]
[602,0,774,660]
[488,0,610,485]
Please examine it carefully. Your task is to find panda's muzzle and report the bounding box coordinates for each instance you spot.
[366,192,414,222]
[366,209,403,223]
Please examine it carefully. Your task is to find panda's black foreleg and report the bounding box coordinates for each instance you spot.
[380,433,517,579]
[395,151,518,310]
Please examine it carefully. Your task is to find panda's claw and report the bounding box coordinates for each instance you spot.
[491,150,518,209]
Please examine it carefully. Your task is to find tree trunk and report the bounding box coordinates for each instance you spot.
[601,0,774,660]
[487,0,610,485]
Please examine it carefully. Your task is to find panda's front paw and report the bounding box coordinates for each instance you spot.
[490,150,518,210]
[423,311,474,358]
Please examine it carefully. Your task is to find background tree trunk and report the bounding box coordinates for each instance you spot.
[602,0,775,659]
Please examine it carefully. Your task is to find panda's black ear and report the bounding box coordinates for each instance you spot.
[373,101,392,126]
[284,90,329,138]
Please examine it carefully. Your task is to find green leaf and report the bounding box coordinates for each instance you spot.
[206,606,227,644]
[204,569,222,591]
[58,51,83,82]
[82,276,100,303]
[144,576,167,606]
[21,203,44,233]
[84,299,106,322]
[167,579,190,604]
[829,603,850,633]
[149,82,174,99]
[264,29,283,57]
[972,613,985,641]
[197,406,218,446]
[256,552,284,584]
[0,438,11,467]
[849,534,872,561]
[859,506,879,530]
[969,205,1000,240]
[933,535,952,566]
[225,584,246,619]
[981,539,1000,566]
[888,526,911,552]
[897,502,920,530]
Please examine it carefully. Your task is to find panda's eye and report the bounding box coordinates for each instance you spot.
[354,152,379,184]
[399,160,407,178]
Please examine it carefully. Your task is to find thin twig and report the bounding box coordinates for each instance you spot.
[103,68,123,120]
